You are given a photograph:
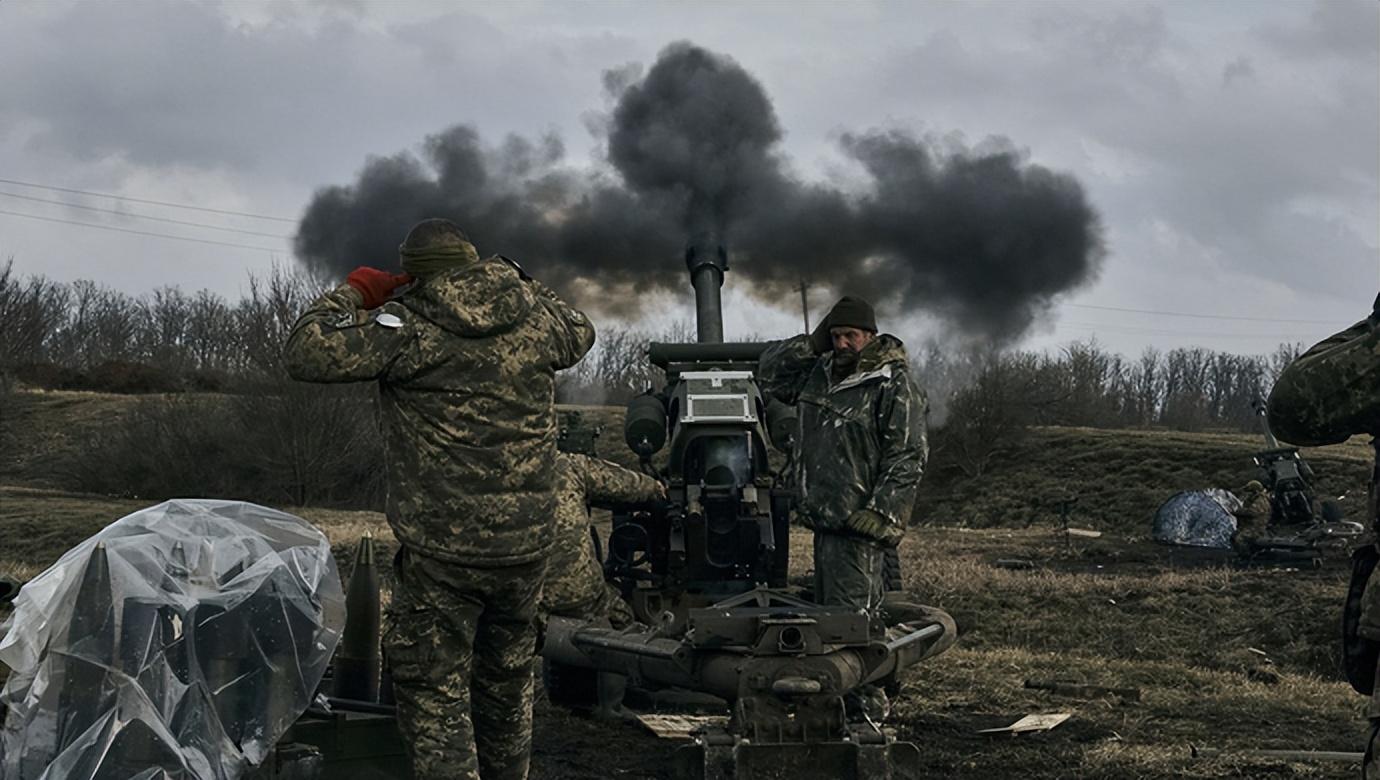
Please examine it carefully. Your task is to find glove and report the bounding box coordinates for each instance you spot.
[844,509,904,547]
[346,267,412,309]
[809,315,832,354]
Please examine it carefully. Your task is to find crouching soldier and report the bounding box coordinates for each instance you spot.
[544,430,664,629]
[541,423,664,718]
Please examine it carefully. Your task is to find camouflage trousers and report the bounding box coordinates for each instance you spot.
[542,578,634,629]
[813,530,886,616]
[385,547,546,780]
[541,528,634,629]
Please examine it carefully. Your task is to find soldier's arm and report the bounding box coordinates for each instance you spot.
[757,335,819,405]
[530,279,596,370]
[1267,310,1380,446]
[283,285,413,382]
[572,453,664,508]
[848,372,928,545]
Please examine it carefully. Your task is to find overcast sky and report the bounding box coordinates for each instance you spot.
[1,0,1375,356]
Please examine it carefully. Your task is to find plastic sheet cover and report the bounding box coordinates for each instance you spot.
[0,500,345,780]
[1151,489,1243,549]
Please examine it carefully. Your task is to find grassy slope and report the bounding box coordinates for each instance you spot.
[917,426,1373,531]
[1,390,1374,778]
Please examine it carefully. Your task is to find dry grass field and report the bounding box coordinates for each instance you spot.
[0,389,1374,778]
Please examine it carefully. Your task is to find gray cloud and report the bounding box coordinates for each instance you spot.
[0,0,1372,357]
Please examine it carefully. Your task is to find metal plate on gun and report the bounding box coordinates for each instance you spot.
[681,371,757,423]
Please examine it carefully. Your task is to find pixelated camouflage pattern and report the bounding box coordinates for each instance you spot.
[1231,484,1272,552]
[385,550,544,780]
[1268,313,1380,448]
[284,257,595,565]
[541,453,661,628]
[758,333,928,545]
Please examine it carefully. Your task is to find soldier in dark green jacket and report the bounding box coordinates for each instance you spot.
[758,296,929,615]
[284,218,594,780]
[1268,292,1379,777]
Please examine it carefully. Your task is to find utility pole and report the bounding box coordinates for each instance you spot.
[796,280,810,332]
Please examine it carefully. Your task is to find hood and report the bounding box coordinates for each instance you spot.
[399,256,534,337]
[826,333,909,388]
[855,333,908,374]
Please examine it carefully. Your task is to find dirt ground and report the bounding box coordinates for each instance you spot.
[1,391,1373,778]
[0,485,1368,779]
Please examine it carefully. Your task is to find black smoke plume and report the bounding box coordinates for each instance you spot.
[295,41,1103,341]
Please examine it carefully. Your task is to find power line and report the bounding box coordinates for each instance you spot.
[0,190,292,240]
[1057,320,1309,340]
[0,176,297,223]
[0,208,284,253]
[1065,302,1346,325]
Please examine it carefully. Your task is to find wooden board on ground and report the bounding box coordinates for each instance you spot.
[636,713,728,740]
[977,713,1073,735]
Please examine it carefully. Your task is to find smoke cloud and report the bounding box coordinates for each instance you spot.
[295,41,1103,341]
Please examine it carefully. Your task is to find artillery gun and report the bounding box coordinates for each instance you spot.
[540,237,953,779]
[1241,399,1357,558]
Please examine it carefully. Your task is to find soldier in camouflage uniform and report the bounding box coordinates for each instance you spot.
[1267,292,1380,776]
[758,296,942,721]
[543,450,664,629]
[1231,480,1272,555]
[758,296,929,616]
[542,444,664,719]
[283,218,594,780]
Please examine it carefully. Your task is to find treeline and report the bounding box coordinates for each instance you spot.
[0,260,315,392]
[2,260,1303,424]
[0,260,1311,507]
[922,340,1302,477]
[0,260,676,402]
[920,339,1301,432]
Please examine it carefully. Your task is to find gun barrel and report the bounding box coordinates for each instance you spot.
[1255,399,1281,449]
[685,238,728,344]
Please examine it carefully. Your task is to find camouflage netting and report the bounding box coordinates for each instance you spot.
[1151,489,1243,549]
[0,500,345,780]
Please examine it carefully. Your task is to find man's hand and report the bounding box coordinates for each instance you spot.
[347,267,413,309]
[844,508,904,547]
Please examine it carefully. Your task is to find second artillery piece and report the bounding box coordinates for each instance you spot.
[540,238,955,780]
[1243,399,1357,557]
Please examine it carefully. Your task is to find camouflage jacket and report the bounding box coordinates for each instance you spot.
[757,333,928,545]
[284,257,595,566]
[545,453,662,616]
[1268,311,1380,448]
[1267,300,1380,712]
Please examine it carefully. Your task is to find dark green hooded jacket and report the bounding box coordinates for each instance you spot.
[758,333,928,545]
[284,257,595,566]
